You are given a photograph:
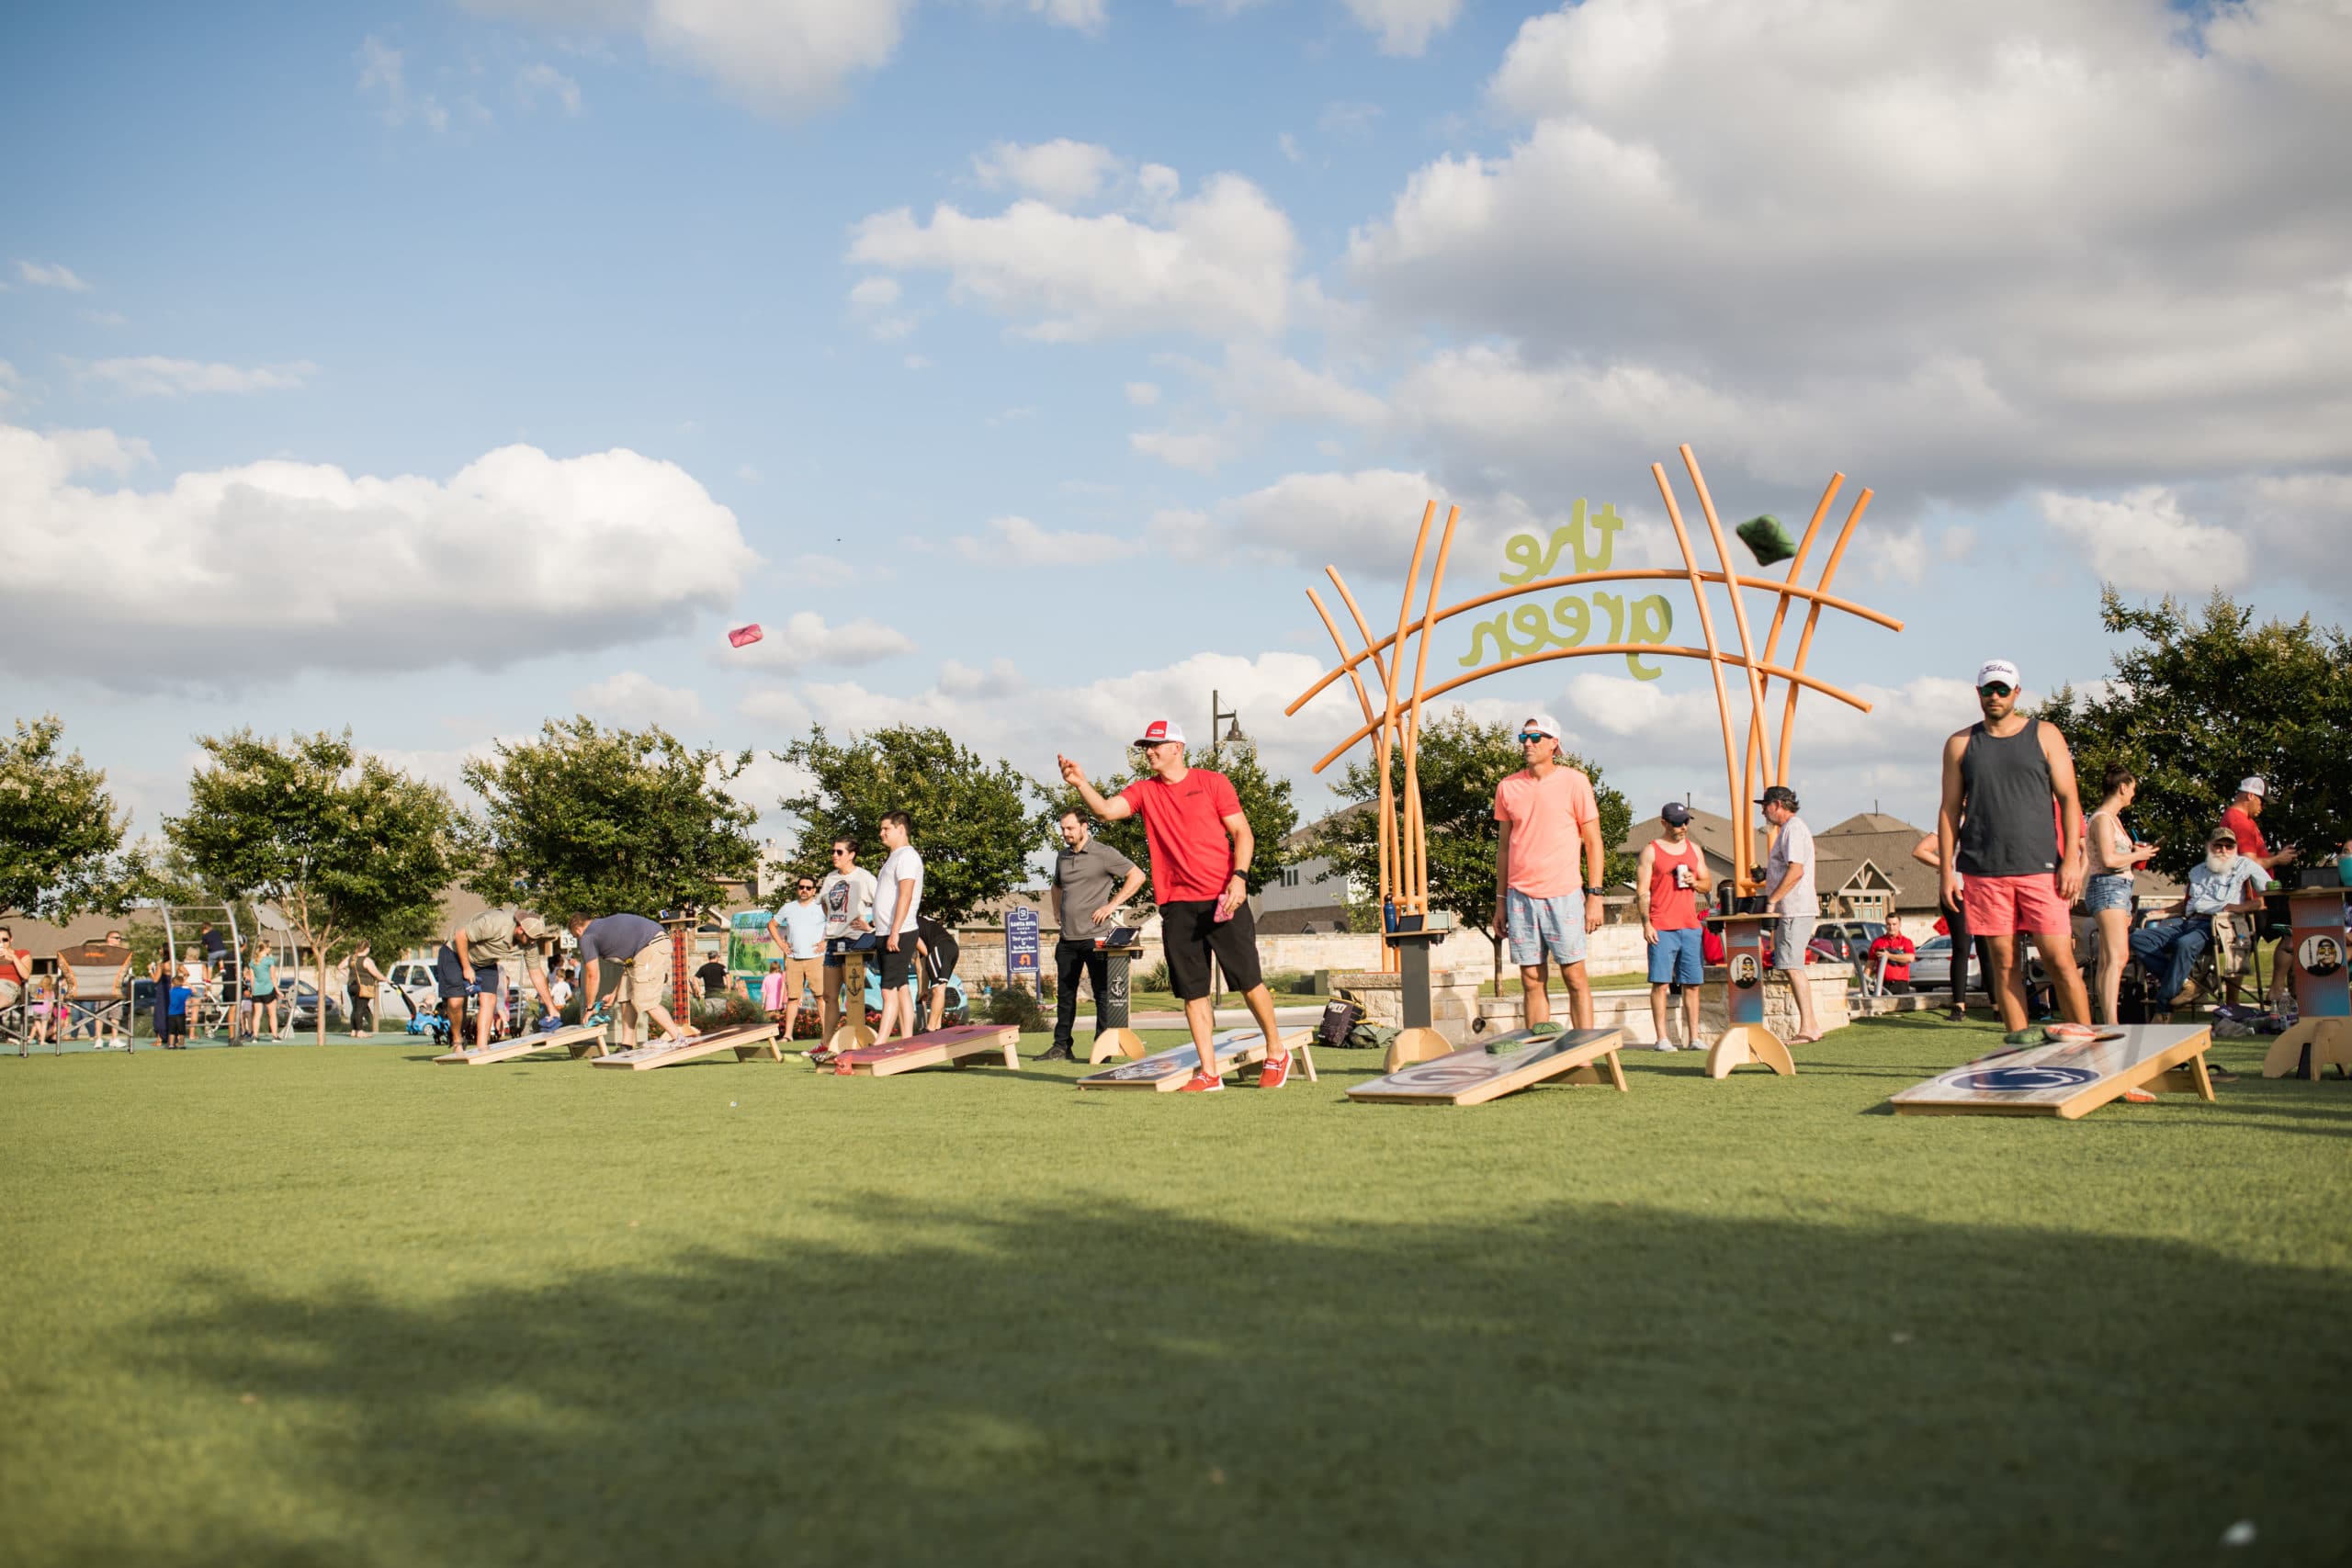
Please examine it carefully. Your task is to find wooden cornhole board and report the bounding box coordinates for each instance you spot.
[591,1021,784,1072]
[435,1019,613,1066]
[1348,1027,1626,1106]
[1889,1023,2216,1119]
[1074,1027,1316,1091]
[830,1022,1021,1077]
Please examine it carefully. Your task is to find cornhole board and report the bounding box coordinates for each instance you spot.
[591,1021,784,1072]
[830,1022,1021,1077]
[1348,1027,1627,1106]
[1890,1023,2216,1119]
[435,1019,613,1066]
[1074,1028,1317,1090]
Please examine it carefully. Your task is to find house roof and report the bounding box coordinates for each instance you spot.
[1820,811,1918,837]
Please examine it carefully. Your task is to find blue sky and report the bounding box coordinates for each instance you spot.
[6,0,2348,847]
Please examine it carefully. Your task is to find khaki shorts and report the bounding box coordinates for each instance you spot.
[0,978,20,1010]
[616,938,673,1011]
[782,955,825,1010]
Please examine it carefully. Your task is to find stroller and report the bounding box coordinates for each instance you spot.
[405,1009,452,1049]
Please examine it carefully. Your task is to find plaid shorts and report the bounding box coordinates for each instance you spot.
[1505,888,1588,968]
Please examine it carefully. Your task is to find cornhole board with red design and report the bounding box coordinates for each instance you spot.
[1074,1028,1316,1091]
[1889,1023,2215,1119]
[590,1021,785,1072]
[435,1019,614,1066]
[1347,1027,1626,1106]
[831,1023,1021,1077]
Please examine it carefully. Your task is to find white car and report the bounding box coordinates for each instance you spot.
[382,960,438,1022]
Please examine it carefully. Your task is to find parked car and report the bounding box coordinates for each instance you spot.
[1807,919,1887,968]
[1907,935,1954,992]
[284,981,345,1033]
[383,960,439,1019]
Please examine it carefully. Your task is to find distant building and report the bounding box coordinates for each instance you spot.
[1256,805,1365,935]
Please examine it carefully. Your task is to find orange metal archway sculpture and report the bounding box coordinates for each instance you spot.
[1284,445,1903,953]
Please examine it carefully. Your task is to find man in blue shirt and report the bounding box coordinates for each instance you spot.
[2129,826,2266,1019]
[565,912,694,1050]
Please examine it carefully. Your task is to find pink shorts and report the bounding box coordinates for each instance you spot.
[1961,872,2070,936]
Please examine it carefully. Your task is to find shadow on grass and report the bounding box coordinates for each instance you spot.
[74,1197,2352,1567]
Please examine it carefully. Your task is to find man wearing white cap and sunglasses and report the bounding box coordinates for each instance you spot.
[1493,713,1606,1035]
[1058,720,1292,1092]
[1935,660,2094,1039]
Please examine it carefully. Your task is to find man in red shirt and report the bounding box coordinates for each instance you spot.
[1637,802,1708,1051]
[1865,916,1917,994]
[2221,777,2296,875]
[1059,719,1291,1092]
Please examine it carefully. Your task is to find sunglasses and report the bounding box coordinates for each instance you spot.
[1977,683,2013,698]
[797,883,816,890]
[1517,732,1549,744]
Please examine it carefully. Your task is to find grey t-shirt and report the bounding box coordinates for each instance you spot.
[1053,838,1140,942]
[577,914,665,965]
[1765,815,1817,917]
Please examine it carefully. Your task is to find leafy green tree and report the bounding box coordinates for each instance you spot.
[1041,739,1303,898]
[0,716,143,919]
[2040,591,2352,879]
[775,725,1036,928]
[465,717,761,921]
[1314,708,1633,983]
[168,730,464,1044]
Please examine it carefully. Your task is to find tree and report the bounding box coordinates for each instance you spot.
[1040,739,1304,898]
[168,731,464,1044]
[2040,590,2352,879]
[775,725,1036,928]
[465,717,761,921]
[0,716,143,919]
[1314,708,1634,985]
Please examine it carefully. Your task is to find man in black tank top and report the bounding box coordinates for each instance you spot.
[1935,659,2092,1033]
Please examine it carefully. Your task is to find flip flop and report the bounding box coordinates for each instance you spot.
[1786,1032,1820,1046]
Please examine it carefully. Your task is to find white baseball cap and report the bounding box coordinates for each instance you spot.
[2238,776,2266,798]
[1518,713,1563,741]
[1134,718,1187,747]
[1975,659,2020,690]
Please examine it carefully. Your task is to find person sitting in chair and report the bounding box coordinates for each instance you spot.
[2128,827,2265,1035]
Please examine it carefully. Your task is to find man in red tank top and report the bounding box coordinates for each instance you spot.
[1638,802,1708,1052]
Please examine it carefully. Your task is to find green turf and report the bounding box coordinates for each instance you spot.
[5,1019,2348,1565]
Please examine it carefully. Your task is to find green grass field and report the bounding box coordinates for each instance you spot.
[6,1019,2348,1566]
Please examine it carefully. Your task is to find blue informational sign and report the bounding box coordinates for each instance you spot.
[1005,908,1041,986]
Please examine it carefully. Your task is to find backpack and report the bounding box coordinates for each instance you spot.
[1317,995,1365,1050]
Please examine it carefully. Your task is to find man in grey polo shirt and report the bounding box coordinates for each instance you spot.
[1042,807,1146,1062]
[1758,784,1823,1044]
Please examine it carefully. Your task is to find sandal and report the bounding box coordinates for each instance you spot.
[1787,1032,1820,1046]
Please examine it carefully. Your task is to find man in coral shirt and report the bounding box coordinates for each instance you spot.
[1492,713,1606,1035]
[1059,718,1292,1093]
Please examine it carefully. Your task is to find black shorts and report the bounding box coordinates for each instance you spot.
[1159,899,1263,1001]
[922,934,959,989]
[878,943,913,988]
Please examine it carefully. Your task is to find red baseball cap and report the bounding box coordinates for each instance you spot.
[1135,718,1188,747]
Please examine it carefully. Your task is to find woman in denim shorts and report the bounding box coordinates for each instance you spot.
[2084,762,2152,1025]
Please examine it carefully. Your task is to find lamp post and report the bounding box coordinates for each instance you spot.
[1210,690,1244,758]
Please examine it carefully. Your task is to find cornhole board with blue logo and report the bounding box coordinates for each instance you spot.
[435,1019,614,1066]
[1347,1027,1626,1106]
[830,1022,1021,1077]
[1889,1024,2215,1119]
[591,1021,784,1071]
[1074,1028,1315,1090]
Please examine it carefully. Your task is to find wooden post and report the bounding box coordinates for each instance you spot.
[2263,889,2352,1078]
[1705,914,1794,1078]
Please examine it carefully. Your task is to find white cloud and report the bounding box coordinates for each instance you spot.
[1341,0,1463,56]
[951,513,1143,566]
[1278,131,1303,164]
[0,423,755,692]
[84,356,318,398]
[357,36,450,132]
[14,260,91,292]
[466,0,913,116]
[848,166,1298,341]
[1345,0,2352,513]
[1193,343,1386,425]
[1124,380,1160,406]
[1317,100,1384,138]
[0,361,21,409]
[2038,486,2250,595]
[902,354,932,369]
[728,609,915,671]
[847,276,900,309]
[972,138,1121,207]
[573,670,708,726]
[787,552,857,589]
[846,274,915,340]
[516,62,584,113]
[938,657,1027,698]
[1128,428,1236,474]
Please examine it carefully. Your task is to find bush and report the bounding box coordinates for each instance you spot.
[692,993,768,1031]
[1138,961,1170,992]
[988,985,1044,1031]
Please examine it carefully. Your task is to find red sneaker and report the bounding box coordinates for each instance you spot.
[1178,1069,1225,1093]
[2120,1085,2156,1104]
[1258,1050,1291,1089]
